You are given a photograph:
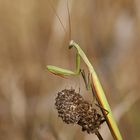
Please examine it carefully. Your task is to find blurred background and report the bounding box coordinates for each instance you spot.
[0,0,140,140]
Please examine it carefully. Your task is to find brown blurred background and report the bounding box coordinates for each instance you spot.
[0,0,140,140]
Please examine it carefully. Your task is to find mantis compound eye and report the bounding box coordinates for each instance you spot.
[55,88,105,134]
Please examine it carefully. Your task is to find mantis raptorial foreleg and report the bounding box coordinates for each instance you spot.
[47,48,81,77]
[47,42,91,90]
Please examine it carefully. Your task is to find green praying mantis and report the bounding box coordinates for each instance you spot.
[47,1,123,140]
[47,40,122,140]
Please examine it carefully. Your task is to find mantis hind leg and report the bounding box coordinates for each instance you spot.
[95,103,109,116]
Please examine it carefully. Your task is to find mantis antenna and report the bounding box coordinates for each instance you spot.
[66,0,72,41]
[48,0,72,42]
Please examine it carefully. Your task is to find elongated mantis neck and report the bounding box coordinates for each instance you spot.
[69,40,94,73]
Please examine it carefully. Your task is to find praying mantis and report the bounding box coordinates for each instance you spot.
[47,1,123,140]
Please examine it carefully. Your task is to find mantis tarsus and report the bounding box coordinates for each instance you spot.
[47,1,123,140]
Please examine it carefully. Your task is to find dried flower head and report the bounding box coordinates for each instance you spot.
[55,89,83,124]
[55,88,105,134]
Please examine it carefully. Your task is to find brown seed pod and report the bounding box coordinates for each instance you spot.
[55,89,83,124]
[55,88,105,134]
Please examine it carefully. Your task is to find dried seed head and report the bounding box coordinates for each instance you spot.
[55,88,105,134]
[77,103,103,134]
[55,89,83,124]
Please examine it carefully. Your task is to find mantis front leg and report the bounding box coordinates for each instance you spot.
[47,45,81,77]
[47,46,91,90]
